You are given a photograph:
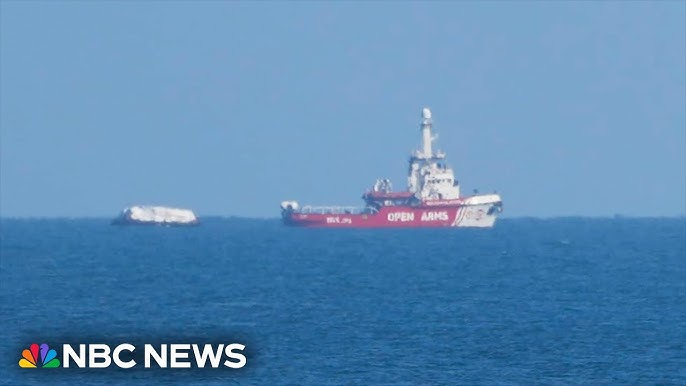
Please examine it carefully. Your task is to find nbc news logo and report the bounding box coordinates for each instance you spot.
[19,342,246,369]
[19,343,60,368]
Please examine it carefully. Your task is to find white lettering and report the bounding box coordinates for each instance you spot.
[327,216,352,224]
[421,211,449,221]
[145,344,167,368]
[88,344,111,368]
[387,212,414,222]
[62,344,86,368]
[61,342,247,369]
[223,344,247,369]
[113,343,136,369]
[169,344,191,368]
[192,344,224,368]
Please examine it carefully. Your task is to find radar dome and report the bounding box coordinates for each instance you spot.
[422,107,432,120]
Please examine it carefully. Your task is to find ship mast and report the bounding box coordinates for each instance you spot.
[421,107,433,158]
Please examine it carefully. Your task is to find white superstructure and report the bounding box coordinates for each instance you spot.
[408,107,461,201]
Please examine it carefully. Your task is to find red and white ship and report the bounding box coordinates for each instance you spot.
[281,108,503,228]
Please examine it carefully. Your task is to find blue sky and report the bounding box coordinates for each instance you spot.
[1,1,684,217]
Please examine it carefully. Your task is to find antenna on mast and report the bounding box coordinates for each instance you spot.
[420,107,433,157]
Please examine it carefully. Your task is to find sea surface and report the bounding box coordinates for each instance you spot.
[0,217,684,385]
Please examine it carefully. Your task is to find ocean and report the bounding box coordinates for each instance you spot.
[0,217,684,385]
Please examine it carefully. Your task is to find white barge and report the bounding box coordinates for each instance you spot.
[112,205,199,226]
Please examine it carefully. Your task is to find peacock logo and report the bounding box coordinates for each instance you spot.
[19,343,61,368]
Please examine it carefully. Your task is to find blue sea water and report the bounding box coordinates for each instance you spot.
[0,217,684,385]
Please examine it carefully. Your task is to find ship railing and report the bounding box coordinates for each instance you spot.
[299,206,375,215]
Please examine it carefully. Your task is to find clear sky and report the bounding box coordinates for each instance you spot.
[1,1,684,218]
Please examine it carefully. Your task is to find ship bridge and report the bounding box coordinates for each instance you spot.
[406,108,461,200]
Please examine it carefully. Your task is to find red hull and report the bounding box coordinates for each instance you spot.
[283,205,491,228]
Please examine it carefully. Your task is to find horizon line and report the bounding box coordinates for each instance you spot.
[1,214,685,221]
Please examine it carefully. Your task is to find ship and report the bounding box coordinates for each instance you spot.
[280,108,503,228]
